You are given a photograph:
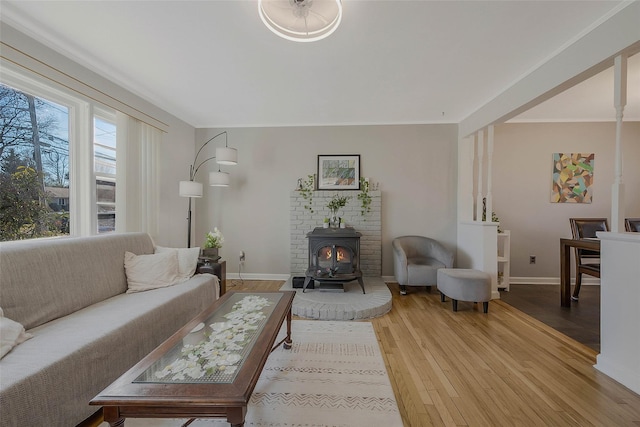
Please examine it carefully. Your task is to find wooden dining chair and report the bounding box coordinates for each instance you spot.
[625,218,640,232]
[569,218,608,300]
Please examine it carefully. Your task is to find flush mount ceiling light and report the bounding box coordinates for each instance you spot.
[259,0,342,42]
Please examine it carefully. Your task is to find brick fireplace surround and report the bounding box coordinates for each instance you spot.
[290,190,381,277]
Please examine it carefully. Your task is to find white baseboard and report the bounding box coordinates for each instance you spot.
[225,274,601,286]
[228,273,398,282]
[379,275,601,286]
[510,276,600,285]
[228,273,291,281]
[382,275,600,286]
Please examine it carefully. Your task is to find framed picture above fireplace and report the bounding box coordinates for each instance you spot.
[317,154,360,190]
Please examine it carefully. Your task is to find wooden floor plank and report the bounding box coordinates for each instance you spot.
[235,280,640,426]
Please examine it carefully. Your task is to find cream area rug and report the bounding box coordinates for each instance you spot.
[101,320,403,427]
[279,276,392,320]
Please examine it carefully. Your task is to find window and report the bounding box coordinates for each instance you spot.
[1,68,119,241]
[0,83,71,240]
[94,112,116,234]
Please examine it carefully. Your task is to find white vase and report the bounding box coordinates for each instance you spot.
[330,212,340,228]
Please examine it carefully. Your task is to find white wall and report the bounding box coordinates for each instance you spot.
[596,232,640,395]
[194,124,458,277]
[492,122,640,281]
[155,119,196,248]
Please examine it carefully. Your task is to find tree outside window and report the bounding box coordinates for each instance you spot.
[0,83,70,240]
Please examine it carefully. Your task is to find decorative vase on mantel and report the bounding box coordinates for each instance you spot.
[201,247,219,259]
[330,210,340,228]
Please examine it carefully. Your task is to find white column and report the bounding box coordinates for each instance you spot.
[611,54,627,233]
[458,127,499,298]
[469,136,476,221]
[475,129,484,222]
[457,135,476,222]
[485,125,494,222]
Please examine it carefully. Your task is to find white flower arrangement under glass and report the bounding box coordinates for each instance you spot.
[204,227,224,248]
[154,295,273,381]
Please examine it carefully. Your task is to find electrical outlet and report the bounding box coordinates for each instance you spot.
[529,255,536,264]
[239,250,245,262]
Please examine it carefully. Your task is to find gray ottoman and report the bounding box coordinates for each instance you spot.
[437,268,491,313]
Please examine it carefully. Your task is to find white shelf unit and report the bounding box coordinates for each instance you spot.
[497,230,511,291]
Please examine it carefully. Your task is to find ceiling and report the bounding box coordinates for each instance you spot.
[1,0,638,128]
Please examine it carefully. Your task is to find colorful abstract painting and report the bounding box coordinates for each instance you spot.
[551,153,595,203]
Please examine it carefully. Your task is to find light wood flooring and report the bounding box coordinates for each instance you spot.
[229,279,640,426]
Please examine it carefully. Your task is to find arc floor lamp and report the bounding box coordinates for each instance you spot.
[179,131,237,247]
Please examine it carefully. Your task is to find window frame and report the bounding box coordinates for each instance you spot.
[93,108,117,234]
[0,63,119,237]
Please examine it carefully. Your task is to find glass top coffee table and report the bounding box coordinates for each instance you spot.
[91,291,295,427]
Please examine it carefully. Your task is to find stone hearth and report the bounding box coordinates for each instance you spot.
[280,276,392,320]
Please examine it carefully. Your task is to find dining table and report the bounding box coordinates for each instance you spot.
[560,238,601,307]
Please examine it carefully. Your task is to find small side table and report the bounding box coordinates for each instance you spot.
[197,258,227,296]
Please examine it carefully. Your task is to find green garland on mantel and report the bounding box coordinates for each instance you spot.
[299,174,315,213]
[297,175,374,218]
[357,177,372,217]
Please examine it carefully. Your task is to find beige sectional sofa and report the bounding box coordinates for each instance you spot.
[0,232,219,426]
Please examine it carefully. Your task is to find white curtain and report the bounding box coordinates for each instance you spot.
[116,113,160,240]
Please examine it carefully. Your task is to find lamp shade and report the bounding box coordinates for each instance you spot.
[179,180,203,197]
[209,171,230,187]
[258,0,342,43]
[215,146,238,165]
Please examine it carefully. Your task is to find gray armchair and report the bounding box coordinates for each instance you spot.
[392,236,454,295]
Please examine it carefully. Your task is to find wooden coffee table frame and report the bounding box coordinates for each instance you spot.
[91,291,295,427]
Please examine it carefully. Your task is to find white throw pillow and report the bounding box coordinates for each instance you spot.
[124,250,180,293]
[0,307,33,359]
[154,246,200,282]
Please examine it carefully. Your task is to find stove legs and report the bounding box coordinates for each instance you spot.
[302,276,313,293]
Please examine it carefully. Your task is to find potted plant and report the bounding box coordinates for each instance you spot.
[327,194,351,227]
[323,217,330,228]
[202,227,224,258]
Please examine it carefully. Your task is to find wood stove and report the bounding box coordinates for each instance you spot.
[303,227,364,293]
